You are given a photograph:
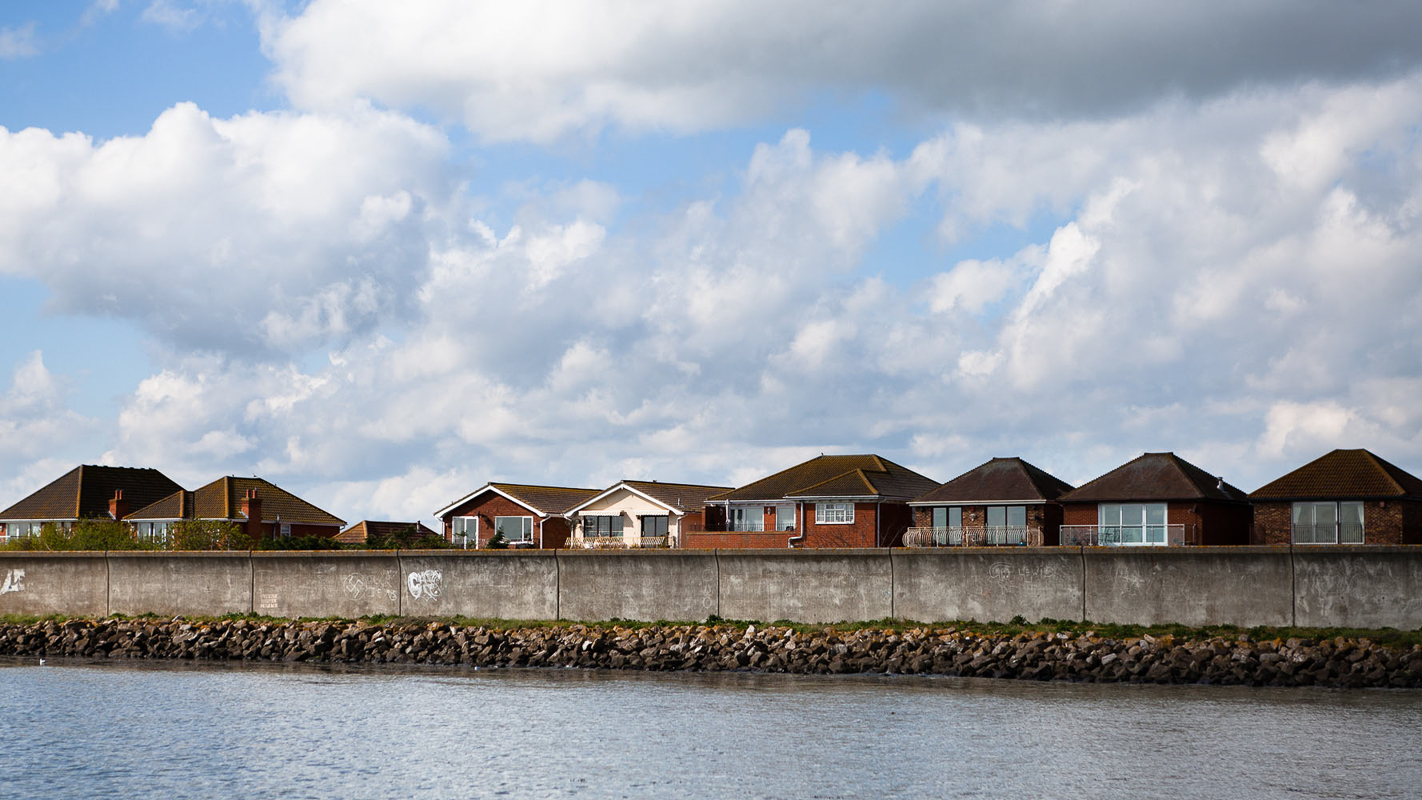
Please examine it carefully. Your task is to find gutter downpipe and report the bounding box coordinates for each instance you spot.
[876,501,882,548]
[788,501,806,549]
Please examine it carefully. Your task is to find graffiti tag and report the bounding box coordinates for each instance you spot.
[1,569,23,595]
[407,569,443,601]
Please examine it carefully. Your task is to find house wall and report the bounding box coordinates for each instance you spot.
[258,522,341,541]
[571,490,679,544]
[801,502,880,548]
[440,493,566,549]
[1061,501,1251,545]
[911,503,1064,546]
[1252,499,1420,546]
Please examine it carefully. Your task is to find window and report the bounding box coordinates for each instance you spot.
[729,507,763,532]
[583,515,623,538]
[280,523,292,538]
[776,505,796,531]
[640,515,669,537]
[1293,502,1364,544]
[496,516,534,542]
[816,502,854,524]
[453,516,478,542]
[1099,503,1168,546]
[985,506,1028,544]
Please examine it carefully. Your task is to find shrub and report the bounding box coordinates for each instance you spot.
[252,535,343,551]
[169,520,250,551]
[486,532,509,549]
[0,520,159,551]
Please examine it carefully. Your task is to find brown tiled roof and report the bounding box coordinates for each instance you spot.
[622,481,732,512]
[491,483,600,515]
[0,465,184,521]
[911,457,1074,504]
[711,454,939,502]
[1249,449,1422,501]
[1059,453,1247,503]
[127,476,343,527]
[335,520,440,545]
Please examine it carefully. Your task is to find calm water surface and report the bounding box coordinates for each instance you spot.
[1,659,1419,799]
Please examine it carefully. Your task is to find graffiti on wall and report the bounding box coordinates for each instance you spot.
[407,569,443,601]
[1,569,24,595]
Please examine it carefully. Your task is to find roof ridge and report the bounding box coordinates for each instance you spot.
[794,468,879,496]
[74,464,85,518]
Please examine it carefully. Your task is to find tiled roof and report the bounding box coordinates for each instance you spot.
[0,465,184,521]
[1059,452,1247,503]
[335,520,440,545]
[126,476,344,527]
[1249,449,1422,501]
[710,454,939,502]
[621,481,733,512]
[911,457,1074,504]
[490,483,601,515]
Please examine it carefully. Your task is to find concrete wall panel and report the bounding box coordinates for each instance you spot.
[1083,547,1293,627]
[718,550,892,624]
[0,553,108,617]
[251,552,400,618]
[400,550,557,620]
[557,551,718,622]
[1294,547,1422,629]
[892,549,1083,624]
[108,552,252,617]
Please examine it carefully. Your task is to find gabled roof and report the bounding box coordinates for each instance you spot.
[1249,449,1422,501]
[709,454,939,503]
[126,476,344,527]
[568,480,733,516]
[434,482,600,518]
[0,465,184,521]
[335,520,440,545]
[1059,452,1247,504]
[911,457,1074,505]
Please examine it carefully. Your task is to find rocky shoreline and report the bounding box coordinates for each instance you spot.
[3,617,1421,688]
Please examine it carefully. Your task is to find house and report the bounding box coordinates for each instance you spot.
[693,454,940,548]
[434,483,599,549]
[1249,449,1422,545]
[906,457,1074,546]
[336,520,442,547]
[1057,452,1251,546]
[0,465,183,543]
[124,476,345,543]
[565,480,731,549]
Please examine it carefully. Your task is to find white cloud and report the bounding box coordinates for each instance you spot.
[0,23,39,60]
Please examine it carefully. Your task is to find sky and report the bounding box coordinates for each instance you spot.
[3,1,1422,529]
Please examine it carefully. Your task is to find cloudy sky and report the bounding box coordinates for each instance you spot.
[3,1,1421,527]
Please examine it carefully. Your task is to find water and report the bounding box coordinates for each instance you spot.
[2,659,1420,799]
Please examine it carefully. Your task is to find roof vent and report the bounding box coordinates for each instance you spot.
[1216,477,1225,490]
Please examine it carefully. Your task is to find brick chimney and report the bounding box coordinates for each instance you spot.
[109,490,128,521]
[240,489,264,542]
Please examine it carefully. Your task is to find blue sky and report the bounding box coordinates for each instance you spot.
[3,1,1422,527]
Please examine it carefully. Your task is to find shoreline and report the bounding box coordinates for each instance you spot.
[4,617,1422,688]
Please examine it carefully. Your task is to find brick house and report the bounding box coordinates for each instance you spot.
[565,480,731,549]
[336,520,442,546]
[1057,452,1251,546]
[434,483,598,549]
[124,476,345,543]
[693,454,939,548]
[1249,449,1422,545]
[906,457,1073,546]
[0,465,183,543]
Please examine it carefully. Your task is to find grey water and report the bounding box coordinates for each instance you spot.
[1,660,1419,799]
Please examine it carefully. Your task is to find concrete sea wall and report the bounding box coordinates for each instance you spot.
[2,546,1420,629]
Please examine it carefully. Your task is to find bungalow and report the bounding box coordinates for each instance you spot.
[906,457,1074,546]
[697,454,939,548]
[565,480,731,549]
[0,465,183,543]
[1057,452,1251,546]
[434,483,599,549]
[1249,449,1422,545]
[336,520,442,547]
[124,476,345,543]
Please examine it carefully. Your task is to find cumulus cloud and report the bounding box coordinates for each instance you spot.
[262,0,1422,142]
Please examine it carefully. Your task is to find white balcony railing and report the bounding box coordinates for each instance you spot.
[1292,523,1365,545]
[569,536,670,550]
[902,526,1042,547]
[1059,524,1192,547]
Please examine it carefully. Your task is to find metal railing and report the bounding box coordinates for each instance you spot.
[1059,524,1193,547]
[569,536,671,550]
[1293,523,1365,545]
[902,526,1041,547]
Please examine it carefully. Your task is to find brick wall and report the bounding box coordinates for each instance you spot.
[681,531,789,549]
[801,502,880,548]
[1253,499,1415,546]
[440,494,561,549]
[911,503,1063,546]
[1062,501,1249,545]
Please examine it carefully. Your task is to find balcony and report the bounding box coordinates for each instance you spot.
[568,536,670,550]
[1059,524,1193,547]
[1292,523,1365,545]
[902,526,1042,547]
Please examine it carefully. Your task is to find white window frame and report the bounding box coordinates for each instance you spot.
[1098,503,1169,546]
[453,515,479,545]
[775,504,796,531]
[816,502,855,525]
[495,515,534,543]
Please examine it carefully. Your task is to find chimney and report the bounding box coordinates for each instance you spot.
[109,490,128,521]
[241,489,264,542]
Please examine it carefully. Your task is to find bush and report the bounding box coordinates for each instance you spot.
[252,535,344,551]
[0,519,160,551]
[366,526,453,550]
[170,520,250,551]
[486,531,509,549]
